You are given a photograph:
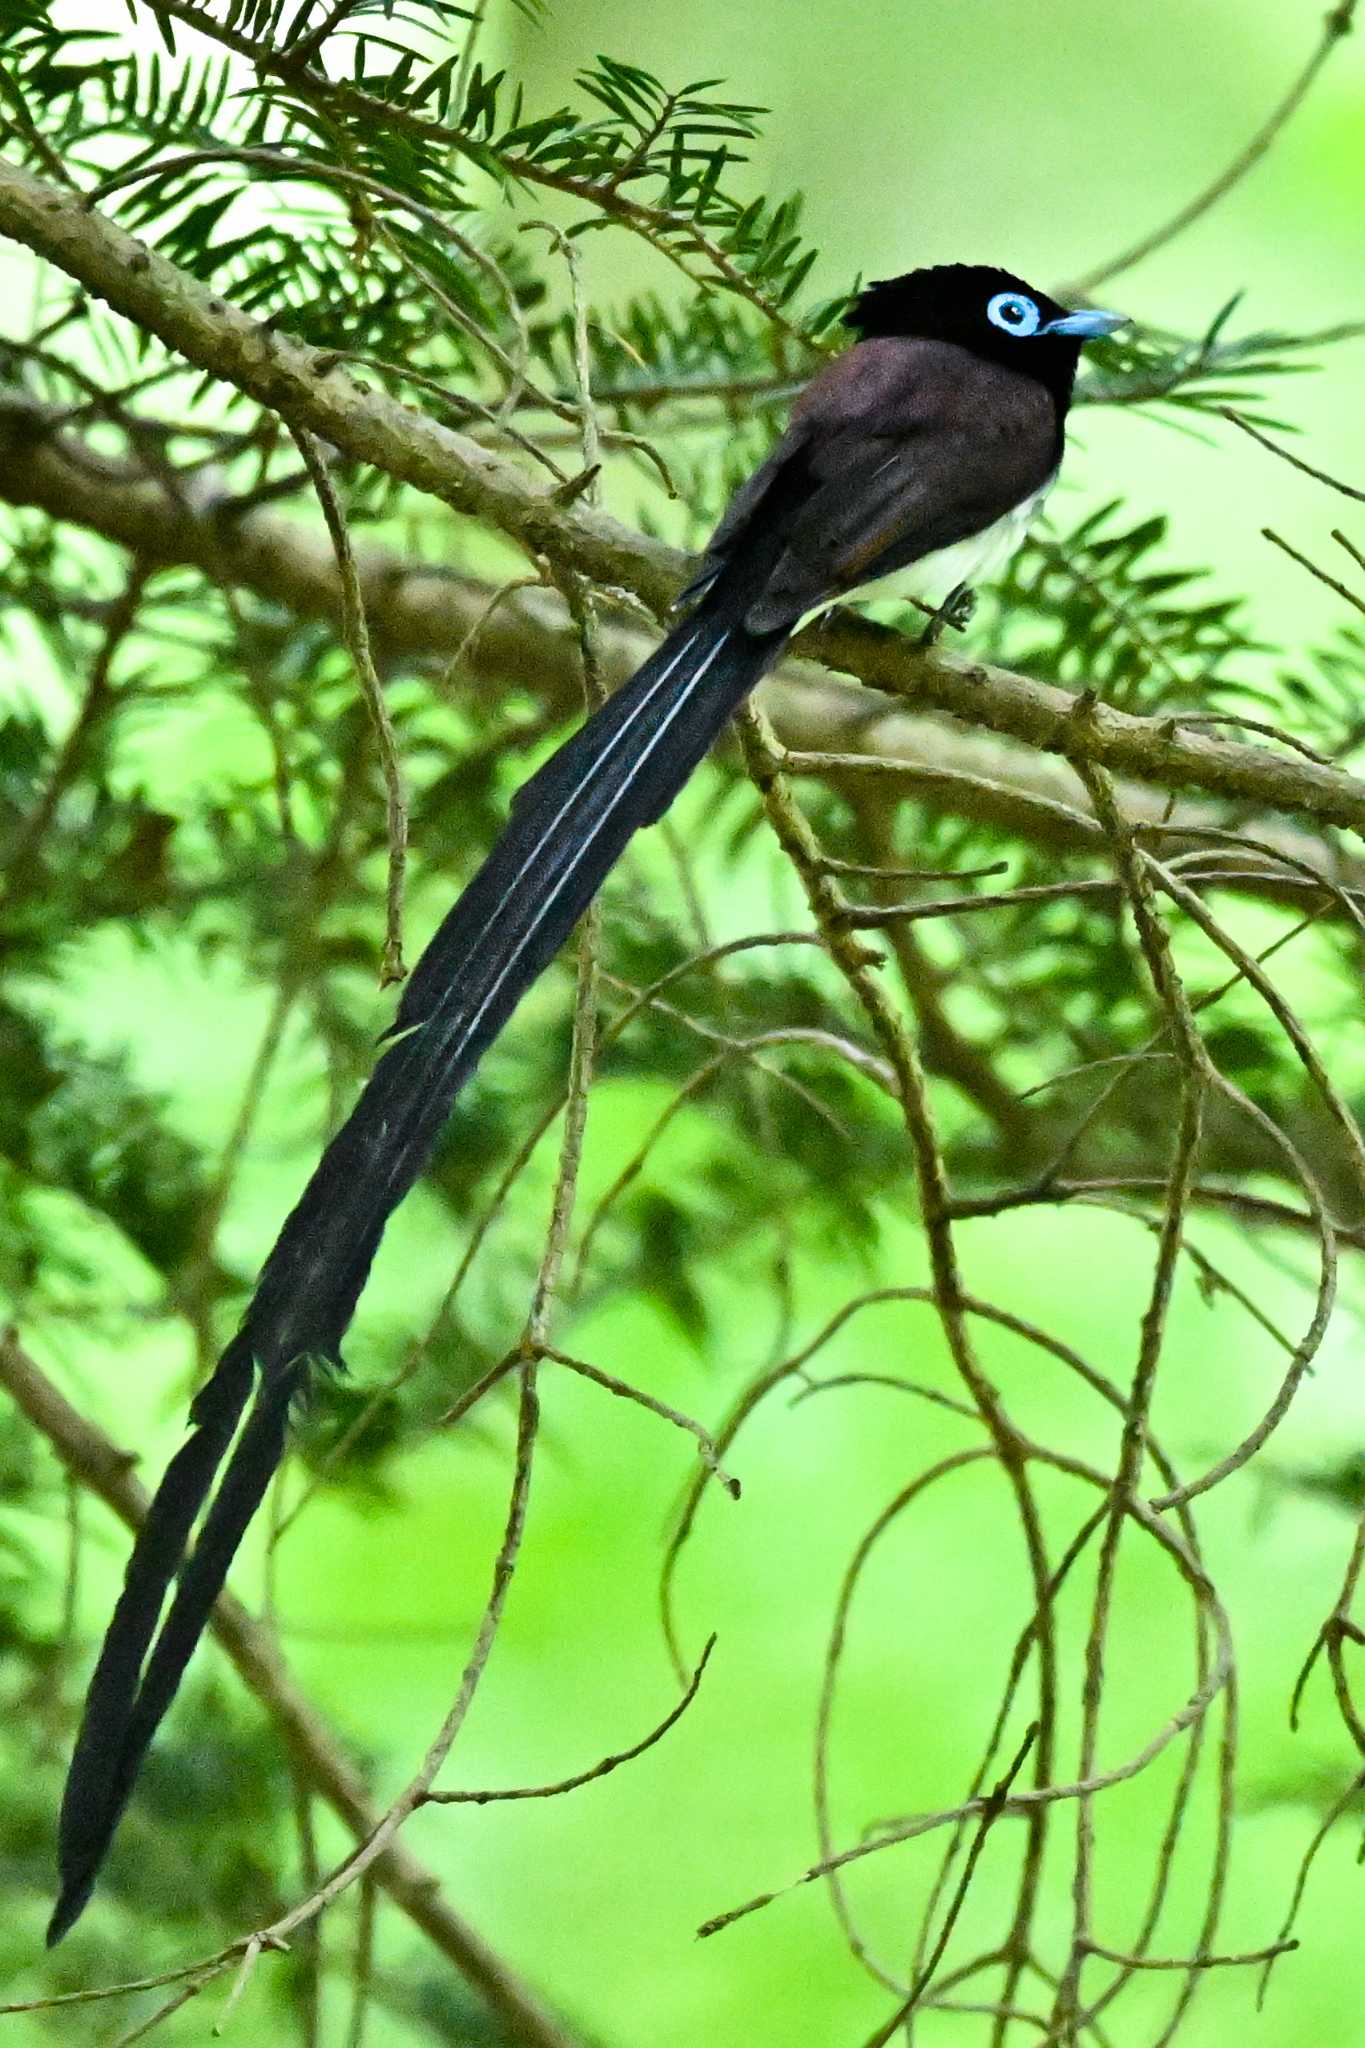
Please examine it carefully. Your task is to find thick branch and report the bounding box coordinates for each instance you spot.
[2,387,1360,909]
[0,158,678,609]
[2,159,1365,842]
[0,1329,579,2048]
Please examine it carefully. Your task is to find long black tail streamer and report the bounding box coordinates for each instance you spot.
[50,568,790,1941]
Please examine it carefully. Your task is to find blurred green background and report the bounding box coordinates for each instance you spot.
[4,1,1365,2044]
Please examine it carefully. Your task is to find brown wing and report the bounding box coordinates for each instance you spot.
[689,337,1061,634]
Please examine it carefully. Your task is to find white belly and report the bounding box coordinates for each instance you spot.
[872,474,1055,608]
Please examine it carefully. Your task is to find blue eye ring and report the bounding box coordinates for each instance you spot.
[986,291,1041,337]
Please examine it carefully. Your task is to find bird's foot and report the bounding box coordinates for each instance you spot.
[917,583,977,646]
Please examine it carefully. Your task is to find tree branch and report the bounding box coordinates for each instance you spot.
[2,159,1365,842]
[1,385,1361,919]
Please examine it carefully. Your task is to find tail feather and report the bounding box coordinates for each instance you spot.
[51,579,789,1938]
[48,1336,255,1943]
[47,1363,302,1944]
[244,593,785,1368]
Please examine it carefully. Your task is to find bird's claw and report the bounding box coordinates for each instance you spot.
[918,583,977,646]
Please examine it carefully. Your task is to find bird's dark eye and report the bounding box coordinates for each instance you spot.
[986,291,1041,337]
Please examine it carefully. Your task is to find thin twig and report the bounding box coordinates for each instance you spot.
[1073,1,1357,290]
[422,1636,717,1806]
[1222,408,1365,503]
[290,424,408,982]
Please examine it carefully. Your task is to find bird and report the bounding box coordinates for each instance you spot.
[49,262,1124,1942]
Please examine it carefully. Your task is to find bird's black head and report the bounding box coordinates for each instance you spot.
[844,263,1124,409]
